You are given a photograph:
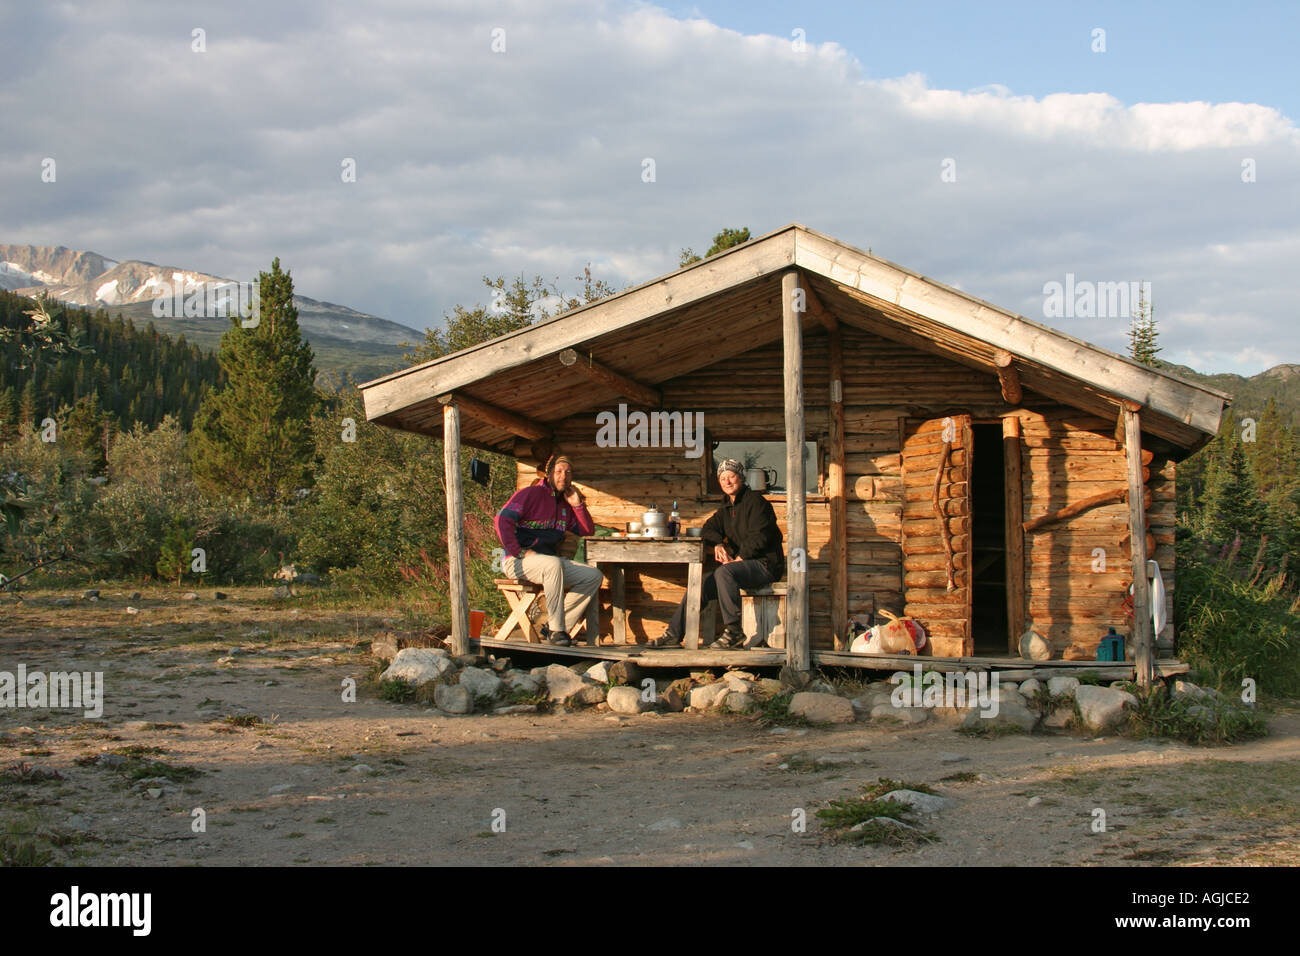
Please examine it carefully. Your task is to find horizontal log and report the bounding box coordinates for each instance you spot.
[903,497,968,519]
[921,621,969,641]
[1023,447,1153,464]
[899,589,968,605]
[904,482,967,503]
[845,452,902,476]
[903,515,971,536]
[904,570,970,589]
[902,533,970,554]
[903,551,970,572]
[853,475,905,500]
[927,637,969,658]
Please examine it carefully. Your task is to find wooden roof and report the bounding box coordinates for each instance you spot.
[360,224,1230,453]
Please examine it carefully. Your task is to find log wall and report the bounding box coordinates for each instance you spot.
[1015,408,1176,658]
[511,325,1176,657]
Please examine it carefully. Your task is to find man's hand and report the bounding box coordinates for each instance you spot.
[563,485,585,507]
[714,544,732,564]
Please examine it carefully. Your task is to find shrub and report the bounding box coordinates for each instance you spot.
[1174,540,1300,696]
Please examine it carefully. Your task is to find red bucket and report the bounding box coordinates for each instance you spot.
[469,609,485,641]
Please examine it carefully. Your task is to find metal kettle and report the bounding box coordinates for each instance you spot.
[746,467,778,491]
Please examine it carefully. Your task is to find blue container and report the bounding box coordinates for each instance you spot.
[1096,627,1125,662]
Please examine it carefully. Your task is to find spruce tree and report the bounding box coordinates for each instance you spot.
[190,258,318,503]
[1201,437,1267,544]
[1127,284,1161,366]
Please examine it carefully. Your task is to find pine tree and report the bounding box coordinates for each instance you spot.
[1127,283,1161,366]
[1201,437,1266,544]
[189,258,318,503]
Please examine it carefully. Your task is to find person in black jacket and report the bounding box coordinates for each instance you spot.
[649,458,785,650]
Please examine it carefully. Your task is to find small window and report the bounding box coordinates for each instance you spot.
[708,440,820,495]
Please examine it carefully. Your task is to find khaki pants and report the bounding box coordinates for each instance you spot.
[504,552,603,638]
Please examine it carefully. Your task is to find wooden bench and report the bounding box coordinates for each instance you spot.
[742,583,788,649]
[698,583,789,649]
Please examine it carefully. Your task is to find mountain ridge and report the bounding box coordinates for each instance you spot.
[1,243,420,382]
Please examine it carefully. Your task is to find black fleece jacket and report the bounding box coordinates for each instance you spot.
[700,483,785,580]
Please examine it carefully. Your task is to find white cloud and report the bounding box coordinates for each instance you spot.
[1,0,1297,374]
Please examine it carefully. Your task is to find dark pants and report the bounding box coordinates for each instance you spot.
[666,559,774,641]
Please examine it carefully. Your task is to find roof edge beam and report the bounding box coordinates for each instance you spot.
[558,349,662,406]
[437,392,552,442]
[794,229,1226,436]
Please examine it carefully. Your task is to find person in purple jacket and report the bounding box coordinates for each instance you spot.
[495,455,603,646]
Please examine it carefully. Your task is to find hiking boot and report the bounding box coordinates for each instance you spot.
[709,625,748,650]
[540,624,572,647]
[647,633,683,649]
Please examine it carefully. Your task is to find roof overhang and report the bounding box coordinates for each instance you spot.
[361,224,1230,455]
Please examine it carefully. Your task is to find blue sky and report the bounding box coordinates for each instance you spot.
[1,0,1297,376]
[676,1,1300,120]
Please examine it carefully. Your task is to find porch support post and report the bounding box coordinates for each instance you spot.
[1002,415,1025,654]
[1123,403,1154,688]
[782,270,810,671]
[828,324,848,649]
[443,401,471,656]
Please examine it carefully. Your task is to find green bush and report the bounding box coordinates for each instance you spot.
[0,427,99,577]
[1174,541,1300,696]
[88,416,201,578]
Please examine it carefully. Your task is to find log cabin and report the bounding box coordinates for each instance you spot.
[360,224,1230,683]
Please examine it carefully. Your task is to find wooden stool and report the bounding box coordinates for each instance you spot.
[741,584,788,649]
[493,578,546,643]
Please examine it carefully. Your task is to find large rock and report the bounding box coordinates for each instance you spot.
[507,673,541,696]
[724,692,755,713]
[1046,676,1079,698]
[871,703,930,725]
[788,691,855,724]
[724,673,756,694]
[585,661,611,684]
[1018,677,1043,699]
[1171,679,1208,701]
[962,694,1038,732]
[458,667,503,701]
[573,684,607,706]
[1019,630,1051,661]
[659,685,685,712]
[434,683,472,714]
[688,682,731,710]
[608,661,643,686]
[543,664,588,702]
[381,648,455,686]
[607,685,644,715]
[1075,685,1137,732]
[881,789,952,814]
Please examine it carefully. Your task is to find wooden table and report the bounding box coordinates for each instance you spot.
[584,537,707,649]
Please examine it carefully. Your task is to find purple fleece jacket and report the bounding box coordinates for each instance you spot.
[495,481,594,557]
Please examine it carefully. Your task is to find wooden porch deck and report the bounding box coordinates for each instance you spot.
[476,637,1189,677]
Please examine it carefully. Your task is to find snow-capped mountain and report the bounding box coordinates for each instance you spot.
[0,244,419,348]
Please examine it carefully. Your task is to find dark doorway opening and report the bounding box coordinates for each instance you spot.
[971,424,1008,654]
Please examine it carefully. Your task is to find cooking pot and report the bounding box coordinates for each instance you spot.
[746,467,778,491]
[642,506,668,529]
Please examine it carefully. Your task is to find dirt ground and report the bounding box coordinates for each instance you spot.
[2,587,1297,867]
